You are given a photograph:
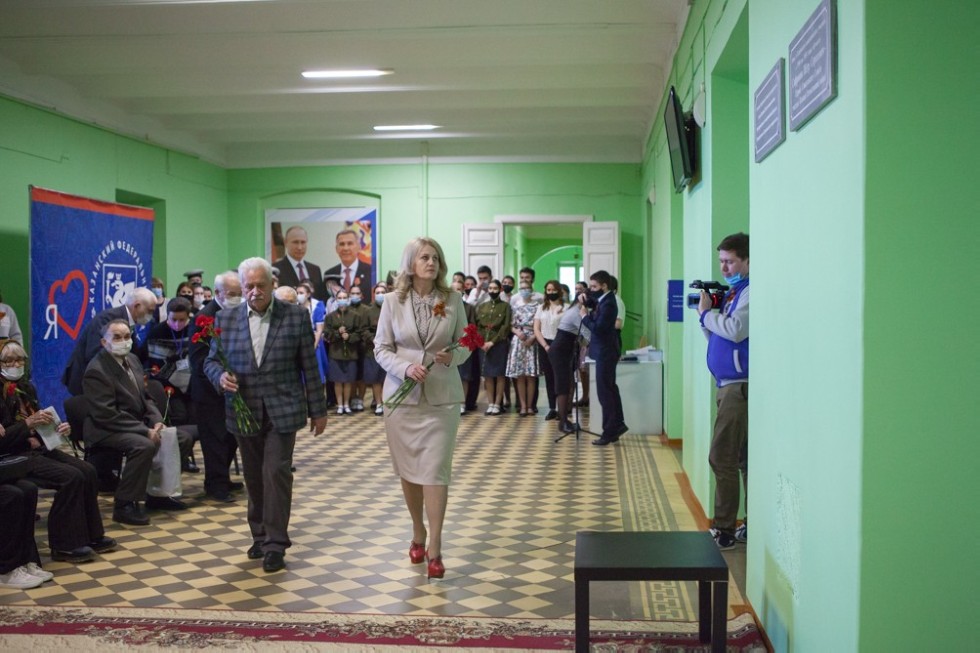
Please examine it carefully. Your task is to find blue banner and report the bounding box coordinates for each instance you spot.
[30,187,153,416]
[667,279,685,322]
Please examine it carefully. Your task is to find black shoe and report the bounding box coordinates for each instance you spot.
[559,420,577,434]
[208,490,236,503]
[574,398,590,407]
[229,481,245,491]
[592,437,617,446]
[51,545,96,563]
[544,410,559,421]
[531,407,539,414]
[247,543,264,560]
[113,501,150,526]
[88,536,117,554]
[181,460,200,473]
[262,551,285,572]
[145,496,188,511]
[610,423,629,440]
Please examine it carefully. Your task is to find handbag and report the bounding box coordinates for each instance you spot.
[0,454,30,482]
[146,427,182,497]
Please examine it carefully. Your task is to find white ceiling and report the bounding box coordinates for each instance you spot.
[0,0,689,168]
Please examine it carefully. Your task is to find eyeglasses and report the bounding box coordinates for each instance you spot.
[0,358,26,366]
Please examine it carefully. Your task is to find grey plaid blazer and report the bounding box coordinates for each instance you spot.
[204,299,327,435]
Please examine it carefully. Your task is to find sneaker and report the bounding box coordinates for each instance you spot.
[485,404,496,416]
[336,406,345,415]
[376,404,384,416]
[709,527,736,550]
[353,398,364,411]
[490,405,502,415]
[23,562,54,582]
[0,566,44,590]
[735,523,747,543]
[343,405,352,414]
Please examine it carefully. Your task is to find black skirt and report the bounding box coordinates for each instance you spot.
[480,341,509,377]
[548,330,578,396]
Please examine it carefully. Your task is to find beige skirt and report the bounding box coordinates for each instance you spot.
[383,394,460,485]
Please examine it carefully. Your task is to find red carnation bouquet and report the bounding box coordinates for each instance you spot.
[192,314,259,434]
[385,322,484,413]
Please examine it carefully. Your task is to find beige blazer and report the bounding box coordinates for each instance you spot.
[374,290,471,406]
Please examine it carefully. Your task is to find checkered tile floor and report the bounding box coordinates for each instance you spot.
[1,400,745,621]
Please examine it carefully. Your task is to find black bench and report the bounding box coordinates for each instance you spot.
[574,531,729,653]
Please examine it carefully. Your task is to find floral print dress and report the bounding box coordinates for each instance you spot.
[505,300,540,377]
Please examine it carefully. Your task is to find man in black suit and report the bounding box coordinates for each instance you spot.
[82,319,192,525]
[62,288,158,396]
[324,229,373,298]
[188,271,243,503]
[580,270,628,446]
[272,226,326,301]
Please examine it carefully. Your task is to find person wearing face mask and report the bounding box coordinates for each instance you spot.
[0,340,117,565]
[500,275,516,304]
[693,232,750,550]
[533,280,566,420]
[175,281,196,303]
[475,280,512,415]
[574,281,592,407]
[324,290,362,414]
[62,287,158,396]
[82,320,193,525]
[580,270,628,446]
[359,283,387,415]
[192,286,206,312]
[138,297,198,472]
[150,277,168,323]
[505,280,542,416]
[347,286,368,412]
[201,286,214,305]
[188,272,244,503]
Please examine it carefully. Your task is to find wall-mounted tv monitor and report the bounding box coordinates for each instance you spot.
[664,86,697,193]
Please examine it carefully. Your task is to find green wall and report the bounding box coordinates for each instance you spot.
[0,96,228,345]
[860,2,976,650]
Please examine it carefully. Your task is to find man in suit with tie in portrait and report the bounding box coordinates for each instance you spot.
[324,229,373,299]
[272,226,327,302]
[205,257,327,573]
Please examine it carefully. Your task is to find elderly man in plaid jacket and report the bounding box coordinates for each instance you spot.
[205,257,328,573]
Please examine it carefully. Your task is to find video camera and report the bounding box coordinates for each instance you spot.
[687,280,729,310]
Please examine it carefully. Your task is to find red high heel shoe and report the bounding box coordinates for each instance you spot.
[409,541,426,565]
[426,554,445,580]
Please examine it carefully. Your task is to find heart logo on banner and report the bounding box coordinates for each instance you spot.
[48,270,89,340]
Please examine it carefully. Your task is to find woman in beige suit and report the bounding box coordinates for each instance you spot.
[374,237,471,580]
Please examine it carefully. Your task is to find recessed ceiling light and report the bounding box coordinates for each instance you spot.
[373,124,440,131]
[302,69,393,79]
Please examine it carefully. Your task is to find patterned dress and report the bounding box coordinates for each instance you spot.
[506,300,541,377]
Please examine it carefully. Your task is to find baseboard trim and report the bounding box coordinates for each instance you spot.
[675,471,712,531]
[658,432,683,449]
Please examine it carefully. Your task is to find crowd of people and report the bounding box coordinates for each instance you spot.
[0,236,639,588]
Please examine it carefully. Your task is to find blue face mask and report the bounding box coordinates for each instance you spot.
[350,296,361,305]
[336,299,350,308]
[519,289,532,299]
[375,294,385,305]
[723,273,744,286]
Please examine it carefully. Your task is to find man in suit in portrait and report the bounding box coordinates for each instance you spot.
[324,229,373,299]
[272,226,327,302]
[188,271,244,503]
[63,288,158,396]
[205,257,328,573]
[580,270,628,446]
[82,319,193,525]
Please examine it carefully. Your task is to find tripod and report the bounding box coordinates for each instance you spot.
[555,322,601,443]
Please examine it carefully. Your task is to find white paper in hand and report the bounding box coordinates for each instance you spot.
[34,406,65,451]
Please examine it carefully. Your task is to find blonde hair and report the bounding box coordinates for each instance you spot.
[392,237,451,303]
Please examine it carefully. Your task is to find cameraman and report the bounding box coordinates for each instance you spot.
[695,232,749,550]
[580,270,627,446]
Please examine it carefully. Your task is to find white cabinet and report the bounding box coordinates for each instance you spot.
[585,360,663,435]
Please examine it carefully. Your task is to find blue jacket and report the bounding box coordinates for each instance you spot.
[701,280,749,386]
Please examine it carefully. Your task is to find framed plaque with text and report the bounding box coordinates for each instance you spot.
[788,0,837,131]
[754,59,786,162]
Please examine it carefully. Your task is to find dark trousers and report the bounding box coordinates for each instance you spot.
[27,450,105,551]
[0,480,41,574]
[236,421,296,554]
[196,401,239,495]
[538,340,556,410]
[595,351,626,436]
[93,429,193,503]
[465,354,481,409]
[709,382,749,534]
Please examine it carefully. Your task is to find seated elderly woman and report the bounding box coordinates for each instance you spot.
[0,339,117,563]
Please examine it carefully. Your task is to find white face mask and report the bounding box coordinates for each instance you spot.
[222,296,243,308]
[297,292,308,304]
[107,340,132,357]
[136,312,152,326]
[1,366,24,381]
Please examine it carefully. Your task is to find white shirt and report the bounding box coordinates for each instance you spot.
[614,293,626,329]
[534,303,564,340]
[248,306,272,365]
